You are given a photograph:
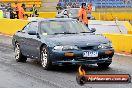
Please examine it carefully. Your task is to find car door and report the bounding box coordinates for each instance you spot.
[21,22,41,59]
[26,22,41,59]
[17,23,31,57]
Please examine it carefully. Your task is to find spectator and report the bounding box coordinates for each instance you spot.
[87,2,92,14]
[22,3,26,11]
[30,4,36,17]
[1,3,5,9]
[56,3,62,14]
[0,10,4,18]
[4,3,12,18]
[15,2,19,19]
[6,3,12,12]
[18,4,25,19]
[6,3,14,19]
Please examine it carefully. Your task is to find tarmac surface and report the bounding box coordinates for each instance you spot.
[89,20,127,34]
[0,35,132,88]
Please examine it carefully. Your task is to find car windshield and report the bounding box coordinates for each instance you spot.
[40,20,91,35]
[69,9,79,15]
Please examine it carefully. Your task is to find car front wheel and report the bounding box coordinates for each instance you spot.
[15,43,27,62]
[40,46,52,70]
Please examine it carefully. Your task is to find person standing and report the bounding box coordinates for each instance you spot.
[0,10,4,18]
[78,3,88,27]
[15,2,19,19]
[56,3,62,14]
[30,4,36,17]
[87,2,92,14]
[6,3,14,19]
[18,4,25,19]
[23,3,26,11]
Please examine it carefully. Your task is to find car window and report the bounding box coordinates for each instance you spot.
[22,22,38,33]
[22,24,30,33]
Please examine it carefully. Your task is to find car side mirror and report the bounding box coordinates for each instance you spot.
[17,30,21,32]
[28,31,37,35]
[91,28,96,32]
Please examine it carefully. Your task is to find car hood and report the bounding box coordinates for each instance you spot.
[44,34,110,47]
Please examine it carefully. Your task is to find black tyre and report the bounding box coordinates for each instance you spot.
[97,62,111,68]
[40,46,52,70]
[15,43,27,62]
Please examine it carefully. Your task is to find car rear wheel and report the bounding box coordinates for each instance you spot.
[97,62,111,68]
[40,46,52,70]
[15,43,27,62]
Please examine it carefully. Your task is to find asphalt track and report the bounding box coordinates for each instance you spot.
[89,20,127,34]
[0,35,132,88]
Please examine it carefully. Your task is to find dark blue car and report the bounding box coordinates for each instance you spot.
[12,18,114,70]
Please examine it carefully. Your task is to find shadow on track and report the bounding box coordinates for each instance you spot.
[25,59,111,74]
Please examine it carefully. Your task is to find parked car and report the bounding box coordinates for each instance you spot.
[12,18,114,70]
[56,8,95,20]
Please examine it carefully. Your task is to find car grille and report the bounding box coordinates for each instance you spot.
[76,57,98,60]
[75,55,111,61]
[79,46,97,50]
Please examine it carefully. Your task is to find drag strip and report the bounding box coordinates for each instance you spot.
[0,35,132,88]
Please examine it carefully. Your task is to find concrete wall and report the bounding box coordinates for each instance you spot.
[92,12,132,21]
[24,11,132,21]
[0,18,29,35]
[103,33,132,54]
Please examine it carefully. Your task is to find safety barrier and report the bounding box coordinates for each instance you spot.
[24,12,132,21]
[21,12,132,21]
[0,18,29,35]
[24,12,57,19]
[92,12,132,21]
[123,21,132,34]
[103,33,132,54]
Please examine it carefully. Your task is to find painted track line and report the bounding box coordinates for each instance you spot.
[115,53,132,57]
[0,33,12,37]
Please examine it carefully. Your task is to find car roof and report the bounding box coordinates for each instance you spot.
[30,18,77,22]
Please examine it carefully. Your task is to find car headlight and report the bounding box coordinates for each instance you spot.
[98,42,112,49]
[54,45,79,50]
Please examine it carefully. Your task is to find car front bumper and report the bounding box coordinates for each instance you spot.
[49,48,114,65]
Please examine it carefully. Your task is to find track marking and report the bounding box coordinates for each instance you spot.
[0,33,12,37]
[115,53,132,57]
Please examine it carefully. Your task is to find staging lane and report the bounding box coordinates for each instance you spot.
[0,35,132,88]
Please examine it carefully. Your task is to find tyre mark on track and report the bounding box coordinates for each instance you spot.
[0,44,65,88]
[0,57,65,88]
